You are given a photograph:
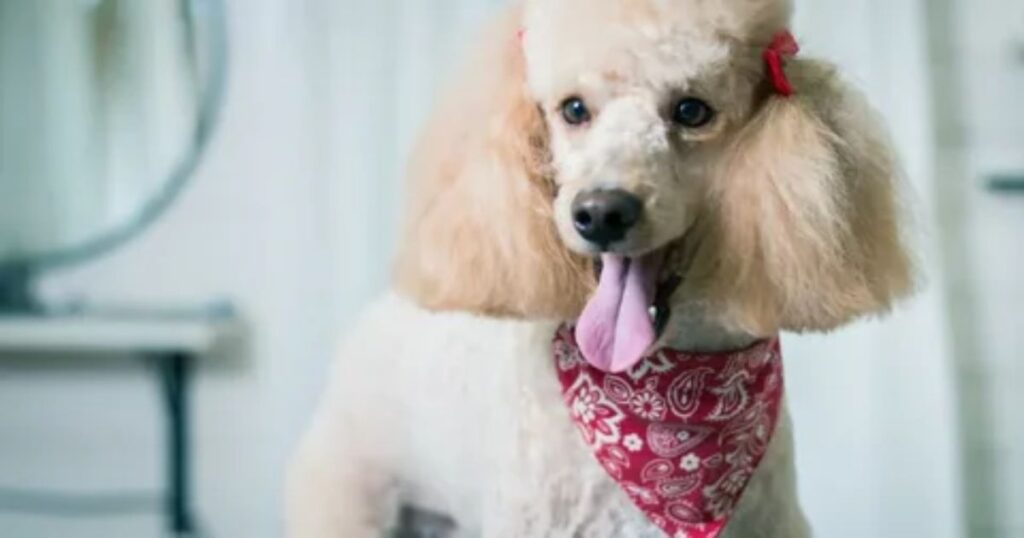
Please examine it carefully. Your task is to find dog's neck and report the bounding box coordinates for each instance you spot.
[651,229,763,354]
[658,300,759,354]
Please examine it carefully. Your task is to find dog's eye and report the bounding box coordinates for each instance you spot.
[560,97,591,125]
[672,98,714,128]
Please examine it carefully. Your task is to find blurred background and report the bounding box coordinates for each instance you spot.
[0,0,1020,537]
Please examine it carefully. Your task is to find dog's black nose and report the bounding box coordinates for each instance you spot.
[572,189,643,247]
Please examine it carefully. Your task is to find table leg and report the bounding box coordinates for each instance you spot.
[159,352,194,535]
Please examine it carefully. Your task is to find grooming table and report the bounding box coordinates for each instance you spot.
[0,306,242,535]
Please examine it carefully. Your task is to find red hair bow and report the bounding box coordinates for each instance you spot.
[763,31,800,97]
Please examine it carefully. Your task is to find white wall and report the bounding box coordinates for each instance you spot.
[0,1,963,537]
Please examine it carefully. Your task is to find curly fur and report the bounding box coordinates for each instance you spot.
[393,5,592,319]
[288,1,912,536]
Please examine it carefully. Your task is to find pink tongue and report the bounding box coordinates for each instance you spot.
[575,253,661,373]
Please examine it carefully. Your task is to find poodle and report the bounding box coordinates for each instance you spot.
[286,0,912,536]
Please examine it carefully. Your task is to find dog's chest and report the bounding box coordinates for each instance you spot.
[391,314,662,536]
[499,349,669,537]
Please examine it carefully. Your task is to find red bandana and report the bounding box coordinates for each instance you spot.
[553,325,785,538]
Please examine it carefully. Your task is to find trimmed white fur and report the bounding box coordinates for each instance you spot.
[286,293,810,537]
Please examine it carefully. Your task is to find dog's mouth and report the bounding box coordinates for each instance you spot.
[576,243,684,373]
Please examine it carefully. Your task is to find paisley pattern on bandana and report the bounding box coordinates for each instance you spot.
[553,324,785,538]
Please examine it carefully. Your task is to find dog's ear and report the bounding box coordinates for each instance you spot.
[393,6,591,319]
[696,59,914,335]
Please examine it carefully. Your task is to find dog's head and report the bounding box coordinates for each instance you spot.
[395,0,912,342]
[523,0,792,260]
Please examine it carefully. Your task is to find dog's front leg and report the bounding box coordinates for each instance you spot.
[285,416,400,538]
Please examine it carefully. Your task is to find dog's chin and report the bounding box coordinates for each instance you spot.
[589,239,686,340]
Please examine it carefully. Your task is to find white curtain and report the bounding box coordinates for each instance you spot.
[297,0,506,311]
[787,1,962,536]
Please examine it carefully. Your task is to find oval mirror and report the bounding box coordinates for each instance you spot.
[0,0,226,279]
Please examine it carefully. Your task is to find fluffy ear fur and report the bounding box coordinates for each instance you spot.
[393,6,592,320]
[692,59,914,335]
